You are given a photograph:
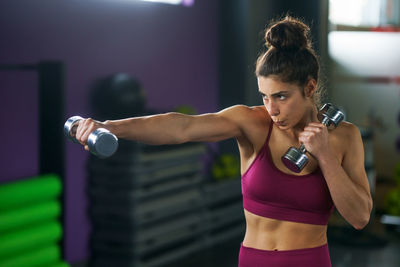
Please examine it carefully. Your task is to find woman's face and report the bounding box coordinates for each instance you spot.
[257,75,314,129]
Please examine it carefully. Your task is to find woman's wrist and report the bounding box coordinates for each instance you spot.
[103,120,120,137]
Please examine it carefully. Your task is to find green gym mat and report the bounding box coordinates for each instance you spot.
[48,262,70,267]
[0,221,62,259]
[0,174,62,211]
[0,200,61,232]
[0,245,61,267]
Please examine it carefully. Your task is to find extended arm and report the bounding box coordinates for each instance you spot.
[75,105,249,147]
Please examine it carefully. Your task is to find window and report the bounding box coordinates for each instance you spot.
[139,0,194,6]
[329,0,400,28]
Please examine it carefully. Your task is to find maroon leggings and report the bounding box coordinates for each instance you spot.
[238,243,331,267]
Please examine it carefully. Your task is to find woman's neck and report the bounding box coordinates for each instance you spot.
[290,104,319,136]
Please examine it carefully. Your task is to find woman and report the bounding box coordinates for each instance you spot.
[75,16,372,267]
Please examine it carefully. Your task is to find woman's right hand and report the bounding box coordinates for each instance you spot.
[74,118,108,151]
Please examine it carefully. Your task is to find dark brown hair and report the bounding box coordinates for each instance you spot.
[255,16,323,106]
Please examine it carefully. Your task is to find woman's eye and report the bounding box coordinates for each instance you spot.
[278,95,286,100]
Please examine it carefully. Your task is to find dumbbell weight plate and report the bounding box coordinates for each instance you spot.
[64,116,83,143]
[281,147,309,173]
[87,128,118,158]
[319,103,344,128]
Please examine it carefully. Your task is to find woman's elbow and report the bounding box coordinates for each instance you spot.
[353,194,373,230]
[352,205,372,230]
[352,214,370,230]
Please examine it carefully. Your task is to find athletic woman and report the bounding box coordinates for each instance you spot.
[75,16,372,266]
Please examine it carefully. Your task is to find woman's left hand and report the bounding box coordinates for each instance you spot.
[299,122,330,159]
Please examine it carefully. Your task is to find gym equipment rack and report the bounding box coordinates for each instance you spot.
[87,140,244,267]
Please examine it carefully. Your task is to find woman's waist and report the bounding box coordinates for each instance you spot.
[243,210,327,251]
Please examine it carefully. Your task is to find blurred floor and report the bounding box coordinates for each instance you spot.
[330,237,400,267]
[71,219,400,267]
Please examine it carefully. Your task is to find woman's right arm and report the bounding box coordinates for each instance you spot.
[75,105,250,147]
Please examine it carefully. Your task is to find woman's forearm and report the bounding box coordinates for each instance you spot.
[318,151,372,230]
[104,112,191,145]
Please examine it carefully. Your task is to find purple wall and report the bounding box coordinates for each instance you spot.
[0,0,218,263]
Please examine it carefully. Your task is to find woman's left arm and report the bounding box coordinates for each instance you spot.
[301,122,373,230]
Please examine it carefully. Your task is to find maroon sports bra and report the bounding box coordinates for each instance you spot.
[241,121,334,225]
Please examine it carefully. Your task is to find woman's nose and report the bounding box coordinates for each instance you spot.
[267,101,280,116]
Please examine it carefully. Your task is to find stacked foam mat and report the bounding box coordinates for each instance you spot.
[88,140,244,267]
[0,174,69,267]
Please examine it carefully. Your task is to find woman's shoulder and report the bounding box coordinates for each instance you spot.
[332,121,363,149]
[335,121,361,138]
[227,105,271,128]
[230,105,272,140]
[327,121,362,163]
[228,104,270,120]
[228,105,271,156]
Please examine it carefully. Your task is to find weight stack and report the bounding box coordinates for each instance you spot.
[87,140,209,267]
[0,174,69,267]
[202,177,245,247]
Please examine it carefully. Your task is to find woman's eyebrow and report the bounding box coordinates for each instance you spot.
[258,91,288,96]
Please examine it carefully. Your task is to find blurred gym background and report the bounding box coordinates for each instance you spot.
[0,0,399,266]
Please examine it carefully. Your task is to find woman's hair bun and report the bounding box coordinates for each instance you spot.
[265,16,311,51]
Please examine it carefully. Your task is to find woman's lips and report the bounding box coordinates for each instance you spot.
[275,121,285,126]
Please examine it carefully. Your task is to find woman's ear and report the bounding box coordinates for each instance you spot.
[304,79,317,98]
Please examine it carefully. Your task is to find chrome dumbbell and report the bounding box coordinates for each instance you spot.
[64,116,118,158]
[281,103,344,173]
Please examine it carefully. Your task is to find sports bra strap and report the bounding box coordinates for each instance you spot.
[266,120,273,146]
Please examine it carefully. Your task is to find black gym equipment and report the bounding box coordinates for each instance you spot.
[64,116,118,158]
[281,103,345,173]
[90,73,146,120]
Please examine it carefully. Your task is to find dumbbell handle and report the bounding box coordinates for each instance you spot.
[297,116,330,153]
[64,116,82,143]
